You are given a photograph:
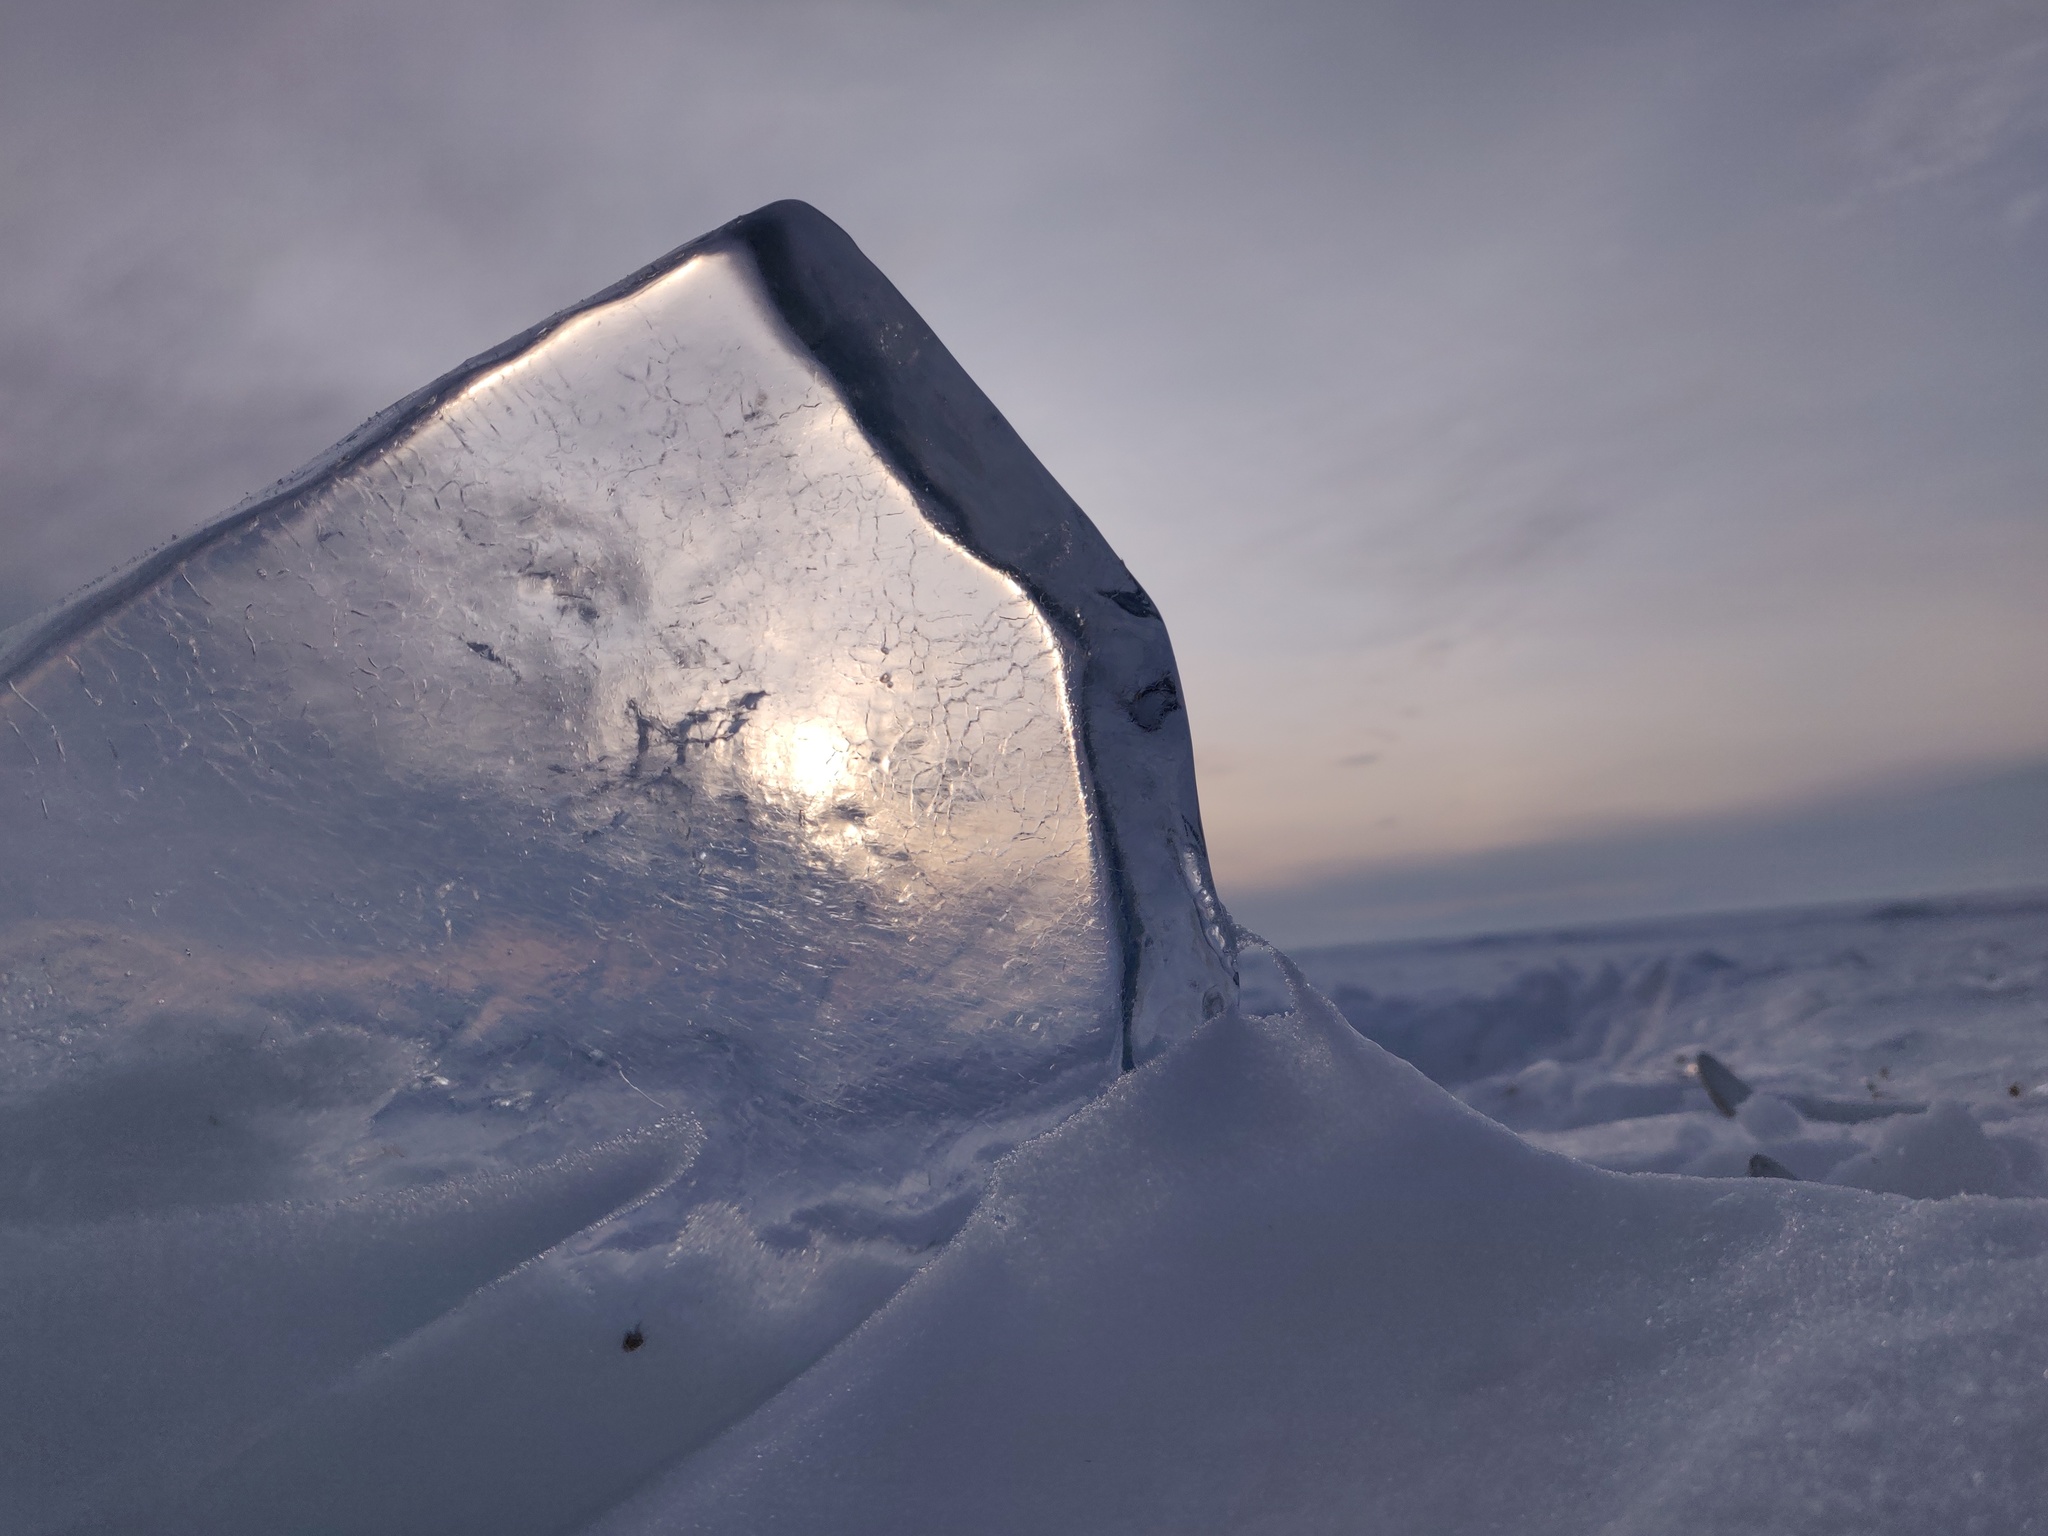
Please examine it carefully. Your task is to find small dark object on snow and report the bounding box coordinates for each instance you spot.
[1747,1153,1798,1180]
[2012,1083,2024,1098]
[1695,1052,1754,1117]
[621,1325,645,1352]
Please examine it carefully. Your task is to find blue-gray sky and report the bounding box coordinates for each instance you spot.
[4,0,2045,941]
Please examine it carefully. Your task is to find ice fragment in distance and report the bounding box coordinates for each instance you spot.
[0,201,1236,1533]
[1694,1050,1753,1117]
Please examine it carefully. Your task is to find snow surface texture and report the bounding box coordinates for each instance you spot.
[5,199,2048,1533]
[596,941,2048,1535]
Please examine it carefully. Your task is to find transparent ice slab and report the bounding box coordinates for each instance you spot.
[0,202,1235,1534]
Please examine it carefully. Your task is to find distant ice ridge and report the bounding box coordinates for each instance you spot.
[1265,891,2048,1199]
[0,201,1232,1534]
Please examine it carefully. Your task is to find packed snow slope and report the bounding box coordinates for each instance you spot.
[595,948,2048,1536]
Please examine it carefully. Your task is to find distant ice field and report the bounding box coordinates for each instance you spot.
[1250,889,2048,1199]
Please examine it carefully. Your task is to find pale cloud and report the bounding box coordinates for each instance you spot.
[1833,0,2048,199]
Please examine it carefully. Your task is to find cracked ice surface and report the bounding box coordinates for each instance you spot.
[0,214,1229,1534]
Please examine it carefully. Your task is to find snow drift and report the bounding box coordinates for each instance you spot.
[595,953,2048,1535]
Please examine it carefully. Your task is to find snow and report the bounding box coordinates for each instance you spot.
[5,198,2047,1531]
[13,910,2048,1532]
[592,947,2048,1535]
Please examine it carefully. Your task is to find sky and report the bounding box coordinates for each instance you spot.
[3,0,2045,942]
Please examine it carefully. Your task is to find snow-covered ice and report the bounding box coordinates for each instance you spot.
[4,201,2047,1533]
[1269,892,2048,1200]
[592,948,2048,1535]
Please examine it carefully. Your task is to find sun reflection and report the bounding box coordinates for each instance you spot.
[768,718,854,805]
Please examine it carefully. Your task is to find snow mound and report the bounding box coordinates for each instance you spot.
[594,956,2048,1534]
